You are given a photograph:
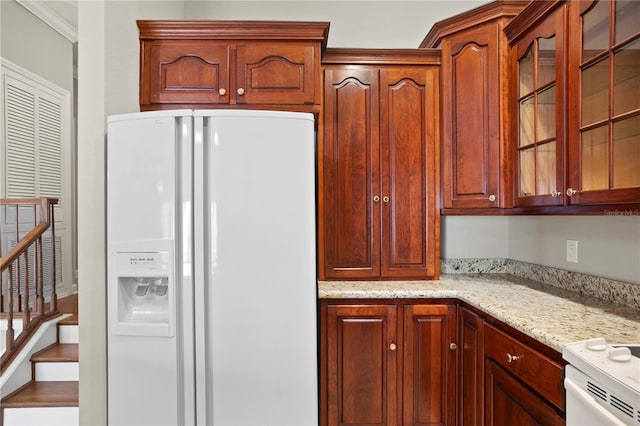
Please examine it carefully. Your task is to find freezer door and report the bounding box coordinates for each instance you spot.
[194,110,318,425]
[106,111,196,425]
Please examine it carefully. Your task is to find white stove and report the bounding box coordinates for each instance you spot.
[563,338,640,425]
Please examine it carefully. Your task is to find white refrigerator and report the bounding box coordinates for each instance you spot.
[106,110,318,425]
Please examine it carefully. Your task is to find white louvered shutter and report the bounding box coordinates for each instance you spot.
[5,75,37,198]
[37,94,63,205]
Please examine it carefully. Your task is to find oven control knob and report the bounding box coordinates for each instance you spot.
[586,338,607,351]
[608,347,632,362]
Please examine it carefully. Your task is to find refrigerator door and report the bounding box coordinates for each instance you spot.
[107,110,195,425]
[194,110,318,425]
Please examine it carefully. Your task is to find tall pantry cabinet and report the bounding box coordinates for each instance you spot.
[318,49,441,280]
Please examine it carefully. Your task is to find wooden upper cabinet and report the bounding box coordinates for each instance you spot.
[421,1,529,212]
[510,4,567,208]
[506,0,640,210]
[318,49,440,280]
[567,0,640,205]
[235,42,318,105]
[145,41,231,105]
[137,20,329,112]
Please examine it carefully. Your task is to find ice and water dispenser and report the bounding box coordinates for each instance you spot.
[109,241,175,337]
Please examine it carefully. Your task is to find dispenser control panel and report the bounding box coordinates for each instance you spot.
[108,241,175,337]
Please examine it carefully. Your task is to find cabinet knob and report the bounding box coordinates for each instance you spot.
[383,196,390,203]
[506,353,520,363]
[450,343,458,351]
[389,343,397,351]
[566,188,577,197]
[237,87,245,96]
[488,194,496,202]
[373,195,380,203]
[551,190,562,197]
[218,88,227,96]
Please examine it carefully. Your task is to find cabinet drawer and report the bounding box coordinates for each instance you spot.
[484,323,564,410]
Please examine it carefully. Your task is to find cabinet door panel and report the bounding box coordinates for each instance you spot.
[442,27,501,209]
[459,308,484,426]
[567,0,640,205]
[325,304,398,426]
[321,68,381,279]
[144,41,230,104]
[485,360,563,426]
[403,305,457,426]
[513,7,566,207]
[236,43,317,104]
[380,68,437,278]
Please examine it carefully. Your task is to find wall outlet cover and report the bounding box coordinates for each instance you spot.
[566,239,578,263]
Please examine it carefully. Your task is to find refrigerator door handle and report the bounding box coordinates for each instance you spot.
[177,114,197,425]
[193,115,208,425]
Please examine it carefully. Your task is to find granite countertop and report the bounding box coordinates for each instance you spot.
[318,274,640,353]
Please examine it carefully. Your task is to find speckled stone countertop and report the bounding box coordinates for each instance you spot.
[318,274,640,353]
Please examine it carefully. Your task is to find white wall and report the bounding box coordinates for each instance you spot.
[441,215,640,285]
[508,215,640,284]
[185,1,490,48]
[441,216,508,259]
[78,2,184,425]
[0,0,73,93]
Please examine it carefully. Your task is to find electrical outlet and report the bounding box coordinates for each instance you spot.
[566,240,578,263]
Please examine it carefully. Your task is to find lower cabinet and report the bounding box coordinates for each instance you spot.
[320,301,566,426]
[320,300,457,426]
[483,323,565,426]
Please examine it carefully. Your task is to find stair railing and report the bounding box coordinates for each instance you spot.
[0,198,59,371]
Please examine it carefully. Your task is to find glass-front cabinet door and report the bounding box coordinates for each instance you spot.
[514,7,566,207]
[568,0,640,205]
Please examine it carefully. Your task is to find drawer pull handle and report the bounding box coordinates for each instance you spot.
[450,343,458,350]
[506,353,520,363]
[389,343,397,351]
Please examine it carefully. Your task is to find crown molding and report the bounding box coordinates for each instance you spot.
[16,0,78,43]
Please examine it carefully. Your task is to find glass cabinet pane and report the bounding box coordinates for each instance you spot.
[537,86,556,141]
[519,96,535,147]
[582,0,610,62]
[537,141,557,195]
[581,125,609,190]
[520,148,535,196]
[613,39,640,115]
[615,0,640,43]
[582,58,609,125]
[537,36,556,87]
[519,46,534,97]
[613,115,640,188]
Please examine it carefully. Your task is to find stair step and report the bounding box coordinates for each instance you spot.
[1,381,78,408]
[32,343,78,363]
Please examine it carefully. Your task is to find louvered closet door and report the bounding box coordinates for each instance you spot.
[4,74,64,213]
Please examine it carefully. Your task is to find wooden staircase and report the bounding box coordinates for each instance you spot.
[1,296,79,426]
